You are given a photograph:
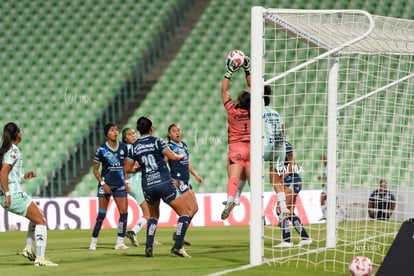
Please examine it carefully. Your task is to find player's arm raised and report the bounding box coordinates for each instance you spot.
[222,57,241,103]
[242,55,251,91]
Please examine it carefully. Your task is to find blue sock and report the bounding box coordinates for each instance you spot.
[174,216,190,249]
[92,209,106,238]
[282,218,291,242]
[118,213,128,237]
[146,218,158,248]
[291,215,309,239]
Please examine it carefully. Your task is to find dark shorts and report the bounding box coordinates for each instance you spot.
[283,173,302,194]
[143,180,178,205]
[97,185,128,198]
[175,180,191,195]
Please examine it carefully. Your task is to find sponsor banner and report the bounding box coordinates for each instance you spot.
[0,191,324,232]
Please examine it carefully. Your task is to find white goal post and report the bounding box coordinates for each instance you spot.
[250,6,414,273]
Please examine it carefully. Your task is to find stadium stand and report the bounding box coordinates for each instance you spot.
[0,0,195,196]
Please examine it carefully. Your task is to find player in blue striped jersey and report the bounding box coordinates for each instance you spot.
[89,123,129,251]
[124,117,192,258]
[166,123,203,246]
[274,141,312,247]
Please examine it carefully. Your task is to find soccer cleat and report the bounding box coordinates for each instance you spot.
[221,202,236,220]
[145,246,153,257]
[273,241,293,248]
[34,256,58,267]
[88,242,97,251]
[114,244,129,250]
[171,247,192,258]
[222,198,240,206]
[172,232,191,246]
[22,247,36,261]
[125,231,138,247]
[297,238,313,247]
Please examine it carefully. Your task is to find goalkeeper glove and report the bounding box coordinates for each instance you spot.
[242,55,250,76]
[224,58,240,79]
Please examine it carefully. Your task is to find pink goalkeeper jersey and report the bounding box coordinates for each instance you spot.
[224,100,250,144]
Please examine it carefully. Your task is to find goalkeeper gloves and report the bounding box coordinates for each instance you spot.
[224,58,240,79]
[242,55,250,76]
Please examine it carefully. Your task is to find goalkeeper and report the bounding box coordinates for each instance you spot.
[221,81,290,222]
[220,53,251,220]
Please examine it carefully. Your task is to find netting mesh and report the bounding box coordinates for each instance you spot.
[259,9,414,274]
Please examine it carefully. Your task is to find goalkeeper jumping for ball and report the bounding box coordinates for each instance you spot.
[220,51,290,222]
[220,51,251,220]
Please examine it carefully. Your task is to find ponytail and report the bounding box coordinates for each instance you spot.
[0,122,20,168]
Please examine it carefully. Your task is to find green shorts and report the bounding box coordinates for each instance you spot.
[0,192,32,217]
[129,181,145,205]
[264,140,286,172]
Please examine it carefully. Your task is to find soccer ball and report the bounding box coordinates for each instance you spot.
[226,49,245,69]
[349,256,373,276]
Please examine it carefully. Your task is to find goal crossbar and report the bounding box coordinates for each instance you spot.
[265,9,414,55]
[264,9,414,86]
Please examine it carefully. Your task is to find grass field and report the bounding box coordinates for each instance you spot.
[0,225,344,276]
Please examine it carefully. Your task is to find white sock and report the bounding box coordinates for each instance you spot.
[26,222,36,248]
[35,225,47,258]
[322,205,327,218]
[116,236,125,245]
[227,196,235,203]
[277,192,287,211]
[91,237,98,244]
[132,217,147,234]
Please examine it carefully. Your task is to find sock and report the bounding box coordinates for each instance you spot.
[321,205,327,218]
[35,225,47,258]
[92,209,106,238]
[236,180,246,198]
[281,218,291,242]
[227,176,239,199]
[146,218,158,248]
[116,236,125,245]
[117,213,128,238]
[277,192,287,211]
[26,221,36,248]
[174,216,190,249]
[291,215,309,239]
[132,217,147,234]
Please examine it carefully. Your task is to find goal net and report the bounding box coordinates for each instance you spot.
[250,7,414,274]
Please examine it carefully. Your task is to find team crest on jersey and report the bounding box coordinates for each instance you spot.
[9,153,16,159]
